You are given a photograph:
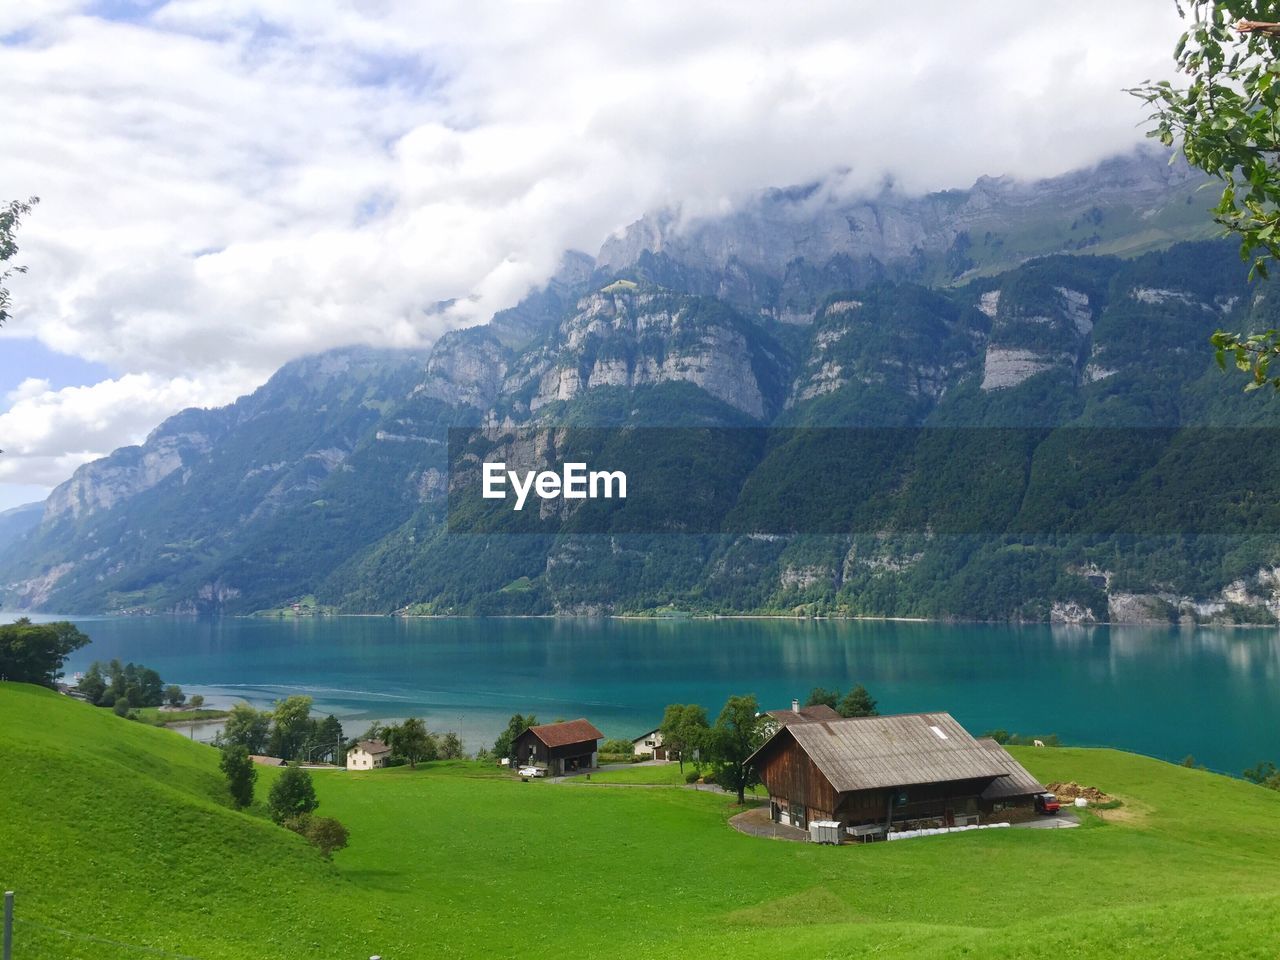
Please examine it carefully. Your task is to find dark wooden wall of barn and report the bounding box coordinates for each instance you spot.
[755,734,839,815]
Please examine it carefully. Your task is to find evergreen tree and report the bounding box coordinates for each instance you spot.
[838,684,878,718]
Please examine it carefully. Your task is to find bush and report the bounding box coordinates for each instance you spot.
[600,738,634,755]
[112,697,131,717]
[283,814,350,859]
[219,744,257,809]
[684,770,702,784]
[596,752,636,765]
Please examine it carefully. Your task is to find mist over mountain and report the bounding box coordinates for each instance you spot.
[6,149,1277,624]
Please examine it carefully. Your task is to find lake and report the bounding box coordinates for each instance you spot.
[7,613,1279,774]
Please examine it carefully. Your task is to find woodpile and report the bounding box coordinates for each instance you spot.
[1046,781,1113,804]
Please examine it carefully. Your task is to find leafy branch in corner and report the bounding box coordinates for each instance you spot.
[1211,328,1280,388]
[1130,2,1280,392]
[0,196,39,327]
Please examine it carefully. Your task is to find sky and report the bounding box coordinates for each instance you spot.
[0,0,1187,511]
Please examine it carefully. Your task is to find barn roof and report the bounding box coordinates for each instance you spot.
[976,738,1047,800]
[765,704,842,725]
[749,712,1009,793]
[525,719,604,748]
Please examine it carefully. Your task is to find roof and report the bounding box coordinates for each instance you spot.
[631,727,661,742]
[355,739,391,755]
[976,738,1048,800]
[749,712,1010,793]
[248,755,285,766]
[765,704,842,725]
[524,719,604,748]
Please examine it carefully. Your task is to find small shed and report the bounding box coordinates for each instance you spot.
[347,739,392,771]
[514,719,603,775]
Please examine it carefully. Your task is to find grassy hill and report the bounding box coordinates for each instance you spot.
[3,682,1280,958]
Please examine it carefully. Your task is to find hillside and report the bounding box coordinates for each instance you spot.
[10,151,1280,621]
[3,681,1280,959]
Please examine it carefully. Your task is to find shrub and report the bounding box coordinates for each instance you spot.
[283,814,350,860]
[112,697,131,717]
[600,738,634,755]
[684,770,702,784]
[219,744,257,809]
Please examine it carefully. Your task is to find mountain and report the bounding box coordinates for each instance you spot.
[8,149,1280,623]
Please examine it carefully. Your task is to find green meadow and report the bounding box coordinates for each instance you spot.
[3,681,1280,959]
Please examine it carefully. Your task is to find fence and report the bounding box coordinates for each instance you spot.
[2,891,210,960]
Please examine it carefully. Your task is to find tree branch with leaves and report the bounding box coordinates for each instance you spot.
[1133,3,1280,390]
[0,197,38,327]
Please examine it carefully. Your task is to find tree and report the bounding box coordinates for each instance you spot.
[1133,4,1280,389]
[284,814,350,859]
[805,687,841,710]
[267,695,315,761]
[0,618,90,687]
[0,197,38,327]
[307,714,344,765]
[76,662,107,704]
[838,684,878,718]
[219,744,257,809]
[1244,760,1280,789]
[438,731,465,760]
[268,763,319,823]
[188,694,205,709]
[389,717,434,768]
[223,703,271,754]
[164,685,185,707]
[659,703,710,772]
[493,713,536,761]
[113,697,132,717]
[706,694,767,804]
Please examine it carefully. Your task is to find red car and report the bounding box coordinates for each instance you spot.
[1034,792,1061,815]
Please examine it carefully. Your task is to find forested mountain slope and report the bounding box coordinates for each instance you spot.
[6,152,1277,622]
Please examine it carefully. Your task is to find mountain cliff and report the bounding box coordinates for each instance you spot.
[7,149,1279,622]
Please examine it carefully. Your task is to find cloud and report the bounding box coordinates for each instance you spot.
[0,0,1186,491]
[0,370,257,486]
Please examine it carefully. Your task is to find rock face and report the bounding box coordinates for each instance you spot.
[510,289,783,421]
[0,152,1263,621]
[43,408,224,522]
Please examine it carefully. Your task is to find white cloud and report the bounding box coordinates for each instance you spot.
[0,370,258,486]
[0,0,1186,490]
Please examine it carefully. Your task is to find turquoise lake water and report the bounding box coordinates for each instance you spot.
[9,613,1279,773]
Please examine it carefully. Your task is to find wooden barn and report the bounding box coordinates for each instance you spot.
[748,712,1045,836]
[514,719,603,775]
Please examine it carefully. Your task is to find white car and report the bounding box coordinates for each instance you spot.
[517,766,545,778]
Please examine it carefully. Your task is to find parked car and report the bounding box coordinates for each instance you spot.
[518,766,545,778]
[1034,792,1060,815]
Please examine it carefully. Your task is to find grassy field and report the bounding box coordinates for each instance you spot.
[4,681,1280,959]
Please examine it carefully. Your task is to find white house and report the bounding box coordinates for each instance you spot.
[632,727,667,760]
[346,739,392,770]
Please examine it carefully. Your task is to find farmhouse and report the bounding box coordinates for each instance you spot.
[632,727,667,759]
[748,712,1046,837]
[347,739,392,771]
[765,699,842,726]
[514,719,603,775]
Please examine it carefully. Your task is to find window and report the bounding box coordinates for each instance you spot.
[929,725,948,740]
